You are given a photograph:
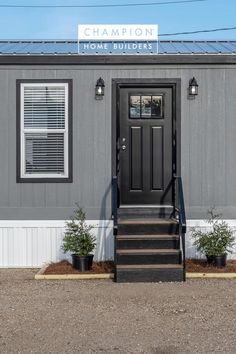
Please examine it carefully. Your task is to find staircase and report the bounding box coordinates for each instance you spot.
[115,214,184,282]
[112,177,186,283]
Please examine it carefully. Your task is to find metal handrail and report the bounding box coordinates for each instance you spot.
[174,175,187,281]
[112,176,119,271]
[112,176,118,231]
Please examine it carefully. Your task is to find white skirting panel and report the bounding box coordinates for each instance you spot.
[0,220,114,268]
[0,219,236,268]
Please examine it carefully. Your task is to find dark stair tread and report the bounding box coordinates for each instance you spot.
[116,235,179,240]
[117,264,183,269]
[118,218,177,225]
[116,249,180,254]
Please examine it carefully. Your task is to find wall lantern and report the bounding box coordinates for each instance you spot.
[189,77,198,96]
[95,77,105,100]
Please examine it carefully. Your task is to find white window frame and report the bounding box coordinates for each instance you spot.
[20,82,69,179]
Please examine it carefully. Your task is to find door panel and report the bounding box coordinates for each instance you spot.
[151,126,163,190]
[130,126,143,190]
[119,87,173,205]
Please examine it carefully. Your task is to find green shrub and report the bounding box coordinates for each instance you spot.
[62,205,96,256]
[191,208,235,257]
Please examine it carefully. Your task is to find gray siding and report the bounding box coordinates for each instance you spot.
[0,64,236,219]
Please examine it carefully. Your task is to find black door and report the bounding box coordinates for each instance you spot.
[119,87,173,205]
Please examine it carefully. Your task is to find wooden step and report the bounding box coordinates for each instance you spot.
[116,249,181,265]
[118,219,179,235]
[117,264,183,269]
[118,218,177,224]
[117,234,179,238]
[116,264,184,282]
[118,206,174,219]
[116,235,179,249]
[117,249,180,254]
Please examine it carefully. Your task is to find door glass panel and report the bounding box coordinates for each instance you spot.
[130,94,163,119]
[141,96,151,117]
[130,96,141,118]
[151,96,163,117]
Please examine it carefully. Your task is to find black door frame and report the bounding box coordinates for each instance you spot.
[112,78,181,205]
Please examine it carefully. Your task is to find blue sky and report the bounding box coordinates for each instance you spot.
[0,0,235,40]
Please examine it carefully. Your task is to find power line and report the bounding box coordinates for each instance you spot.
[1,26,235,40]
[159,26,236,36]
[0,0,207,8]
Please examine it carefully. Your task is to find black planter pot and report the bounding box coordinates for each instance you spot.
[71,254,94,272]
[87,254,94,269]
[206,255,214,265]
[214,254,227,268]
[206,254,227,267]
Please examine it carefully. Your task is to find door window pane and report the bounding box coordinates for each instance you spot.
[130,96,141,118]
[151,96,162,117]
[141,96,151,117]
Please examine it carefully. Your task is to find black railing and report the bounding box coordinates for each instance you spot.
[112,176,119,270]
[112,176,119,233]
[174,175,187,281]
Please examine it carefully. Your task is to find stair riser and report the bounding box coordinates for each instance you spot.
[116,253,181,265]
[118,224,179,235]
[118,208,173,219]
[115,269,184,282]
[116,239,179,249]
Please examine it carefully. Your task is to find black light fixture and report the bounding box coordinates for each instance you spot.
[189,77,198,96]
[95,77,105,100]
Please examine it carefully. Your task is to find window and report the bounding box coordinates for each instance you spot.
[129,94,163,119]
[17,80,72,182]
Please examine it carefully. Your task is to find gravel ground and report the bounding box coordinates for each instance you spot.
[0,270,236,354]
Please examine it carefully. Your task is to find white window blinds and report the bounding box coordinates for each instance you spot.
[20,83,69,178]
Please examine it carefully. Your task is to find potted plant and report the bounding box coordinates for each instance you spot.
[62,205,96,271]
[191,208,235,267]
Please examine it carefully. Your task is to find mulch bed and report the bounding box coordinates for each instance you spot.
[43,259,236,275]
[186,259,236,273]
[44,260,115,275]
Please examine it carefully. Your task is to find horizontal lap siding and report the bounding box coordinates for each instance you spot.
[0,65,236,220]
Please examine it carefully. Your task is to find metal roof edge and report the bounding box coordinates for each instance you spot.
[1,40,236,56]
[0,54,236,65]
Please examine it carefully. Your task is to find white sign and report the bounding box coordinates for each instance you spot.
[78,24,158,41]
